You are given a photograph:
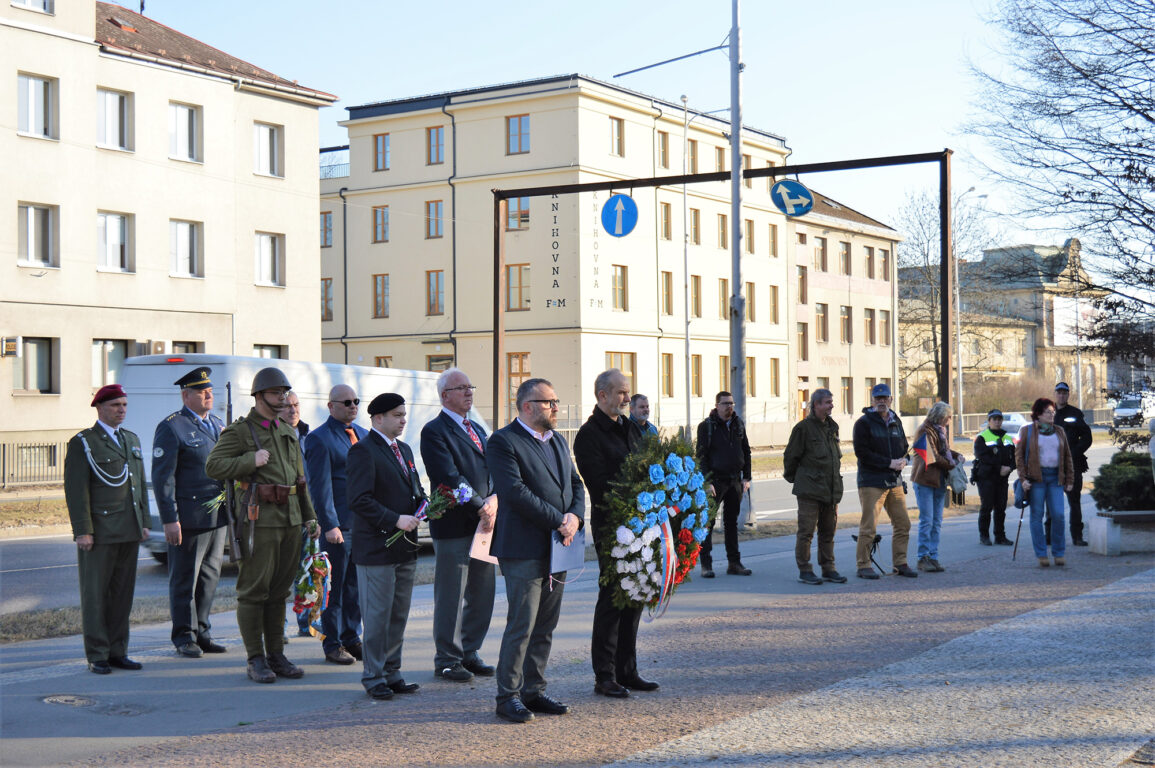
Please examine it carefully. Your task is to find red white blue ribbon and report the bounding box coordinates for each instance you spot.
[646,519,678,622]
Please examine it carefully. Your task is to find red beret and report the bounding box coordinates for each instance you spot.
[91,384,127,406]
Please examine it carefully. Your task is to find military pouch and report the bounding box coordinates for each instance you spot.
[256,483,293,505]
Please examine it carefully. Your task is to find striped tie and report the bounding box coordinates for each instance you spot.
[391,442,409,476]
[462,419,483,453]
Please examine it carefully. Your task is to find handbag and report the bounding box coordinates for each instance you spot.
[1012,426,1032,509]
[948,462,968,495]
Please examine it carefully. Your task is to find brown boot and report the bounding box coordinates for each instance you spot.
[1038,557,1050,568]
[247,655,276,683]
[266,652,304,679]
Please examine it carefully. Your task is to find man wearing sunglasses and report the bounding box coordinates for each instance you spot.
[304,385,368,665]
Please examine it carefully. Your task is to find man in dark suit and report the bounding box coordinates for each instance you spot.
[304,384,368,665]
[488,378,584,723]
[346,393,425,701]
[64,384,151,674]
[574,368,658,698]
[420,367,497,682]
[152,366,227,658]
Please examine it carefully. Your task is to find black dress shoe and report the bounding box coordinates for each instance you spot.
[266,652,304,679]
[388,680,420,694]
[594,680,630,698]
[367,683,394,700]
[727,562,752,575]
[198,638,227,654]
[496,698,534,723]
[176,642,203,658]
[436,662,474,682]
[994,537,1013,546]
[463,655,496,676]
[701,568,715,578]
[344,642,363,661]
[524,693,569,714]
[89,660,112,675]
[620,675,659,692]
[108,656,143,670]
[1073,538,1088,547]
[821,570,848,584]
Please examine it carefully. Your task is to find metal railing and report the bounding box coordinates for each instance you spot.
[1,441,66,488]
[320,163,349,179]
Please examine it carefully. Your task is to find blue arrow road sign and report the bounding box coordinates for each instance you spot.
[601,194,639,237]
[770,179,815,217]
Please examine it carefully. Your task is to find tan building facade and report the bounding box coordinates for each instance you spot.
[1,1,335,445]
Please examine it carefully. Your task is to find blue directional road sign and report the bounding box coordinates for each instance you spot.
[770,179,815,217]
[601,194,639,237]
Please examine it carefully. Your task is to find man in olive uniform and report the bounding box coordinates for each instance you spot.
[64,384,151,674]
[152,366,227,658]
[206,368,319,683]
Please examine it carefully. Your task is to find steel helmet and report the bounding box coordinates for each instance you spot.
[250,367,291,395]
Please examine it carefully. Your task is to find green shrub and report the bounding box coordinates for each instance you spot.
[1091,451,1155,511]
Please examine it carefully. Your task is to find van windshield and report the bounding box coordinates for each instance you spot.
[1119,399,1140,409]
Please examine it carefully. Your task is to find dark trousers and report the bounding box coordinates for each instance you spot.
[357,560,416,691]
[320,534,361,653]
[235,525,301,659]
[795,497,837,572]
[1043,472,1084,542]
[495,558,565,704]
[432,535,496,669]
[78,540,139,663]
[168,525,226,646]
[591,547,641,684]
[701,480,742,568]
[976,478,1010,540]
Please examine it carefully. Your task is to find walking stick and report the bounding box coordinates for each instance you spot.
[1012,504,1025,561]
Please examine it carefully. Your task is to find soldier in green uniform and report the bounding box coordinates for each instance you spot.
[64,384,151,674]
[206,368,320,683]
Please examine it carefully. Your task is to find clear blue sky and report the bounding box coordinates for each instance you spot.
[122,0,1005,234]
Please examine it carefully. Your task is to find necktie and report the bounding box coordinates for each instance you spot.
[345,427,358,445]
[462,419,483,453]
[391,442,409,476]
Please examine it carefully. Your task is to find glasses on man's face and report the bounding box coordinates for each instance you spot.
[528,399,561,409]
[718,401,735,408]
[331,399,360,407]
[445,385,477,393]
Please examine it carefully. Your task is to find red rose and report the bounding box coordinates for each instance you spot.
[678,528,693,543]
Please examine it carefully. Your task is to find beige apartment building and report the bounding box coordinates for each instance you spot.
[1,1,335,445]
[320,75,898,443]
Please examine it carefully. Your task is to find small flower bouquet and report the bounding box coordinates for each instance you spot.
[600,436,716,616]
[386,481,473,546]
[292,535,331,631]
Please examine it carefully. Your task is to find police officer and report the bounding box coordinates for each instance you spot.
[972,409,1016,546]
[206,367,319,684]
[64,384,151,674]
[152,366,227,658]
[1053,382,1092,547]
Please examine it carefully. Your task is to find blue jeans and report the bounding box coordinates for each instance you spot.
[1029,467,1066,558]
[915,482,946,560]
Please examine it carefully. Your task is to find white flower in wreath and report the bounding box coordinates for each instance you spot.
[641,526,660,546]
[611,545,629,558]
[617,560,632,574]
[616,526,635,545]
[628,538,644,553]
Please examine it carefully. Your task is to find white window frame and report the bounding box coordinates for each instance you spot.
[17,73,55,138]
[97,88,132,151]
[17,203,57,266]
[12,0,54,12]
[255,232,285,286]
[170,219,203,277]
[97,211,132,272]
[12,336,58,393]
[168,102,201,162]
[254,122,283,177]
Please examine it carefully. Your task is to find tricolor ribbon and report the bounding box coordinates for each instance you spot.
[646,519,678,622]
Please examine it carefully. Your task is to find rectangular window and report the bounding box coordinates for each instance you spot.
[690,274,702,318]
[97,212,132,272]
[864,308,876,345]
[17,73,55,138]
[373,133,390,171]
[769,223,779,257]
[880,309,892,346]
[12,336,57,392]
[375,356,392,368]
[660,202,672,240]
[372,205,390,243]
[769,285,780,324]
[746,357,756,397]
[689,208,701,245]
[657,130,669,169]
[797,266,808,304]
[661,271,674,316]
[995,338,1005,354]
[817,376,830,391]
[814,237,828,271]
[254,122,283,176]
[815,303,829,342]
[688,139,699,173]
[691,354,702,397]
[612,265,628,310]
[798,323,809,361]
[881,249,892,281]
[769,358,781,397]
[719,355,729,390]
[508,352,530,411]
[841,377,853,414]
[97,88,131,150]
[798,232,807,245]
[168,102,200,161]
[839,241,852,275]
[610,117,625,156]
[426,270,444,315]
[373,273,390,318]
[742,154,752,189]
[506,114,530,154]
[661,353,674,397]
[744,219,754,253]
[17,203,56,266]
[90,339,126,388]
[170,219,202,277]
[864,378,876,409]
[840,305,853,343]
[254,232,285,286]
[717,213,728,249]
[425,200,443,239]
[427,125,444,164]
[744,282,755,322]
[427,355,454,372]
[321,278,333,321]
[1019,337,1026,356]
[766,160,776,192]
[320,211,333,248]
[506,196,529,230]
[606,352,637,395]
[718,278,729,319]
[864,246,875,279]
[715,146,726,172]
[506,264,530,311]
[13,0,54,12]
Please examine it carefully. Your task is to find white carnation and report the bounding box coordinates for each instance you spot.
[628,538,644,553]
[641,526,660,545]
[616,526,635,545]
[616,560,630,573]
[611,545,628,558]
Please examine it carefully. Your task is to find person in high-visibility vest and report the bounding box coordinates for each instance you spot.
[972,409,1016,546]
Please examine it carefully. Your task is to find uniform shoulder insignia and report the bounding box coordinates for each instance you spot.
[153,447,165,458]
[165,413,178,422]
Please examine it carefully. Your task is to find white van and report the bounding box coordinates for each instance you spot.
[120,353,486,561]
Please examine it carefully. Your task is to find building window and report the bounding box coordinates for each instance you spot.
[372,205,390,243]
[815,303,829,342]
[840,305,853,343]
[839,241,852,275]
[318,211,334,248]
[690,274,702,318]
[817,376,830,391]
[373,273,390,318]
[995,338,1005,354]
[689,208,701,245]
[425,200,443,239]
[169,102,200,161]
[170,219,202,277]
[507,114,530,154]
[660,202,672,240]
[814,237,828,271]
[606,352,636,394]
[864,308,876,345]
[657,130,669,169]
[13,0,54,12]
[609,116,625,156]
[798,323,809,361]
[1019,337,1026,357]
[880,309,892,346]
[428,355,454,372]
[506,196,529,230]
[12,336,57,392]
[661,271,673,316]
[321,278,333,321]
[508,352,530,411]
[766,160,776,192]
[718,213,728,249]
[254,122,283,176]
[864,246,875,279]
[797,266,808,304]
[612,265,628,310]
[375,356,392,368]
[426,270,444,315]
[746,357,756,397]
[719,355,729,390]
[688,139,698,173]
[881,248,892,281]
[17,203,56,266]
[17,73,55,138]
[718,278,729,319]
[769,358,781,397]
[744,219,754,253]
[253,344,285,359]
[715,146,726,172]
[744,282,755,322]
[841,377,853,414]
[769,223,779,257]
[97,88,132,150]
[97,212,132,272]
[769,285,780,324]
[743,154,752,189]
[506,264,530,311]
[661,353,674,397]
[373,133,390,171]
[91,339,126,388]
[864,378,876,408]
[691,354,702,397]
[254,232,285,286]
[427,125,444,165]
[798,232,808,245]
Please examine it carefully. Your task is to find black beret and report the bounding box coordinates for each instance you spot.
[368,392,405,416]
